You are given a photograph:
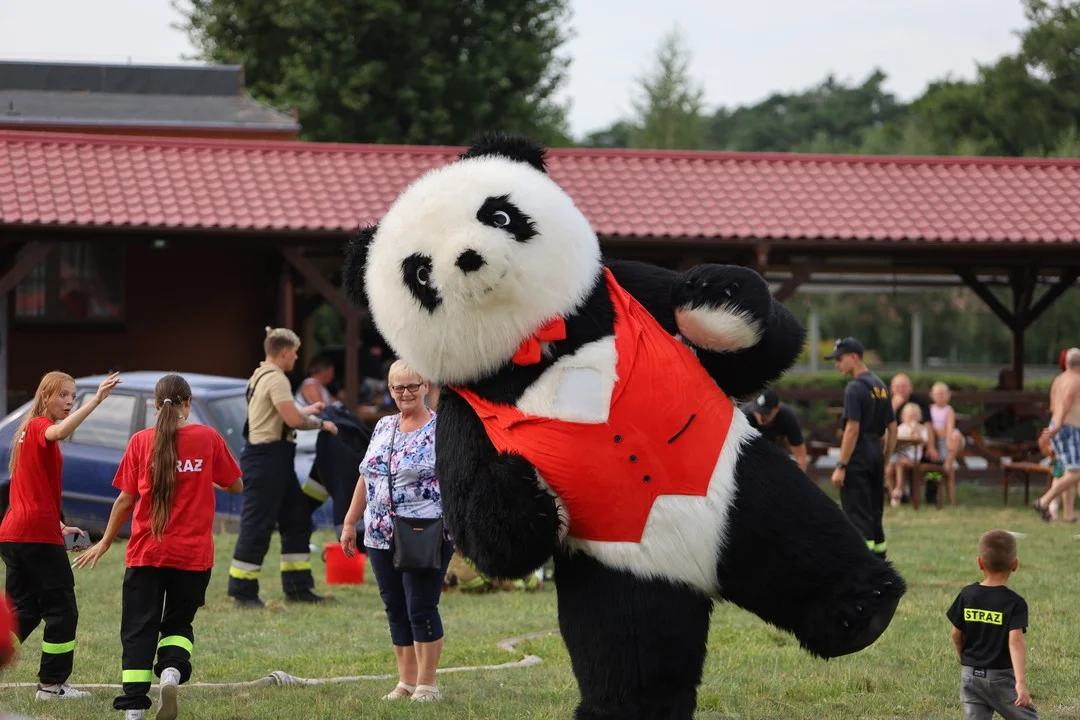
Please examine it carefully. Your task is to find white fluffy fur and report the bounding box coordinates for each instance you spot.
[563,408,758,597]
[515,337,617,423]
[363,155,602,384]
[675,303,762,352]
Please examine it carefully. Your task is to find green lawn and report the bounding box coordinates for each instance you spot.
[3,483,1079,719]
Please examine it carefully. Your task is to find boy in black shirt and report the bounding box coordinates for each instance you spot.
[946,529,1038,719]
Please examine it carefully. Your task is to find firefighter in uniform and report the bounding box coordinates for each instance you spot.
[227,327,338,608]
[826,337,897,560]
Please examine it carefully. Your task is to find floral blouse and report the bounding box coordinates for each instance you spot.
[359,411,450,550]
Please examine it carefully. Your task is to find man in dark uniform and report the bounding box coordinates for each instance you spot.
[826,337,897,560]
[741,388,809,474]
[228,327,338,608]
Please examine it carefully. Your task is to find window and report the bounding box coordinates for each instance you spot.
[208,395,247,457]
[15,242,124,323]
[69,393,136,450]
[142,399,207,430]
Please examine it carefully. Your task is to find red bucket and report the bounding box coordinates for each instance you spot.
[324,542,365,585]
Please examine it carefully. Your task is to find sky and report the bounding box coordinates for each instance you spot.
[0,0,1030,138]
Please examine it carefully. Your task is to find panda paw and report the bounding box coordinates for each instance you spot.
[799,560,906,659]
[672,264,772,352]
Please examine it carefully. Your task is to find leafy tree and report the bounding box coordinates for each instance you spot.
[705,70,908,153]
[175,0,575,146]
[627,26,706,150]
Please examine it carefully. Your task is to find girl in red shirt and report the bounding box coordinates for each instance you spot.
[0,369,120,701]
[74,374,242,720]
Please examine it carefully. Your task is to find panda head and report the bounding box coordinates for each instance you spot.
[344,132,602,385]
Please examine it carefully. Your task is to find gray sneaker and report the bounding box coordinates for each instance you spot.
[156,667,181,720]
[34,682,92,700]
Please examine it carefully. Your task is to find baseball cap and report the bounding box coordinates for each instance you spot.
[825,337,865,360]
[754,388,779,413]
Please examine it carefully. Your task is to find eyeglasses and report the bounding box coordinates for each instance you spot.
[390,383,424,394]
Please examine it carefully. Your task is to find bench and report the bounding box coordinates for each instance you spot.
[1000,462,1054,506]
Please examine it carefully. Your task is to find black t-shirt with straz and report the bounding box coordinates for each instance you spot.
[946,583,1029,669]
[742,403,805,447]
[841,372,895,458]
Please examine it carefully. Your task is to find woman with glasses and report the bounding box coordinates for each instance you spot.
[340,360,453,703]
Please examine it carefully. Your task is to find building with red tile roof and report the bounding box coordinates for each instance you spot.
[0,129,1077,408]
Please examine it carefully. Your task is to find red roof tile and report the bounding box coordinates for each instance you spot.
[1,129,1079,244]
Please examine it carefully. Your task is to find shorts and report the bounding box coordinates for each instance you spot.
[1050,423,1080,471]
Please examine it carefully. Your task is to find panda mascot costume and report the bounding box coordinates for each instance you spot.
[344,133,905,719]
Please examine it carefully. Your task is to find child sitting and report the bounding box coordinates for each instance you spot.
[891,402,928,507]
[930,381,965,507]
[946,529,1038,719]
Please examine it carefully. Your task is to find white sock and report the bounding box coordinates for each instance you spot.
[161,667,181,686]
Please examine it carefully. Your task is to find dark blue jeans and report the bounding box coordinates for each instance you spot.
[366,540,454,646]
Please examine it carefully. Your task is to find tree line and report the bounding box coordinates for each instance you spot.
[176,0,1079,367]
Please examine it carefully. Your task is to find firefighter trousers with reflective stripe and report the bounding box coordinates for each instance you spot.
[0,541,78,685]
[228,441,314,600]
[114,565,212,711]
[839,451,887,556]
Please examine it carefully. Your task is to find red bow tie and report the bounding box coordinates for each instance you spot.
[512,317,567,366]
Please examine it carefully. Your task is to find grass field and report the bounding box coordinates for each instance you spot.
[2,482,1079,719]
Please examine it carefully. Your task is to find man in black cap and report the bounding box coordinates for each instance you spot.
[826,337,897,560]
[741,388,809,474]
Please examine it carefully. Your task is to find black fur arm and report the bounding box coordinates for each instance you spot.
[606,259,806,401]
[435,387,563,579]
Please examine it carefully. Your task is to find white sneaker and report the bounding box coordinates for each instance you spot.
[126,711,146,720]
[34,682,92,700]
[156,667,181,720]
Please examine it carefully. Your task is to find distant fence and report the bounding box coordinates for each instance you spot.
[787,362,1061,381]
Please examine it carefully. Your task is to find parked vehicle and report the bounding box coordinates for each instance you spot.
[0,372,333,536]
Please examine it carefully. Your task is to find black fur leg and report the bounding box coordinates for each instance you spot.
[715,438,906,659]
[435,388,562,579]
[554,551,712,720]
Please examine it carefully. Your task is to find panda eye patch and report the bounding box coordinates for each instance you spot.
[401,253,441,313]
[477,195,538,242]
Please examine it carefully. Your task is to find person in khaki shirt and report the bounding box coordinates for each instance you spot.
[227,327,337,608]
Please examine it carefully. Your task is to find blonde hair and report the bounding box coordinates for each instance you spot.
[1067,348,1080,369]
[901,402,922,423]
[9,371,75,475]
[387,359,425,387]
[263,326,300,356]
[931,381,950,395]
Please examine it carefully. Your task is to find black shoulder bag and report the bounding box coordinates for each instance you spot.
[386,418,445,571]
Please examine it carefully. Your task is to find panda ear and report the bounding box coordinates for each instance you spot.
[460,131,547,174]
[342,224,377,307]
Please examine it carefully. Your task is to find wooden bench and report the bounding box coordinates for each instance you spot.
[1001,462,1054,506]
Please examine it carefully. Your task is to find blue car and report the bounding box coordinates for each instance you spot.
[0,371,333,536]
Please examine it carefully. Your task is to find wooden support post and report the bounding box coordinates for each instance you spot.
[1025,267,1079,326]
[344,310,360,409]
[279,262,295,330]
[279,247,361,409]
[755,244,770,275]
[772,263,818,303]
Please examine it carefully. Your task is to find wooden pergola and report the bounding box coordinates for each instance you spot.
[1,130,1077,412]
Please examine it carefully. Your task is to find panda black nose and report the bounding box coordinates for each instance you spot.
[455,249,486,273]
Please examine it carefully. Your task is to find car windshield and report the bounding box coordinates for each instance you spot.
[208,395,247,457]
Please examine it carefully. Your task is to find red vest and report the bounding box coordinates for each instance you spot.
[453,268,734,543]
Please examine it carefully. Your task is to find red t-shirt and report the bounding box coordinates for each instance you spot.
[113,424,241,571]
[0,416,64,545]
